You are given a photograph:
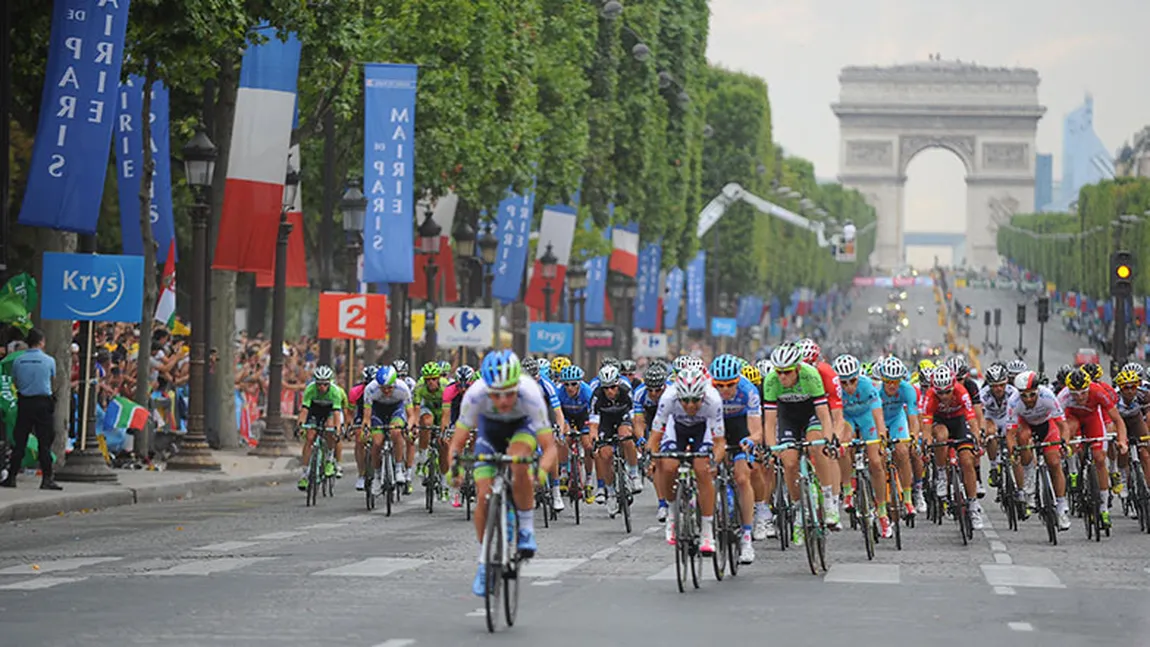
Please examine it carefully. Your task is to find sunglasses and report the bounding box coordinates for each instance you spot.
[882,378,901,385]
[776,368,798,376]
[678,396,703,404]
[489,389,518,401]
[1020,390,1038,398]
[713,379,739,388]
[841,377,859,385]
[935,387,953,395]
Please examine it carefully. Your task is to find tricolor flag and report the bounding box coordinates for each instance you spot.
[212,26,302,274]
[255,144,309,288]
[104,396,150,432]
[409,192,459,303]
[154,240,177,329]
[609,221,639,277]
[524,205,578,318]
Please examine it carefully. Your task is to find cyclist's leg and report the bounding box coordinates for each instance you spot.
[889,417,914,504]
[1037,421,1066,498]
[416,410,434,464]
[1084,409,1111,497]
[858,419,887,512]
[836,416,855,502]
[593,425,615,495]
[948,419,978,500]
[732,454,755,529]
[691,425,715,518]
[777,417,803,502]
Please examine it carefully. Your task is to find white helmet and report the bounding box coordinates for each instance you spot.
[931,365,956,389]
[597,365,621,388]
[878,356,907,381]
[673,356,692,372]
[831,354,860,378]
[755,359,773,376]
[770,343,803,370]
[674,367,708,399]
[797,338,821,363]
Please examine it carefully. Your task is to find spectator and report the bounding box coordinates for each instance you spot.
[1,328,62,490]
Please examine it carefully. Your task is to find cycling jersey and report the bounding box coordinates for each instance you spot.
[813,361,843,411]
[1007,386,1064,428]
[442,381,466,426]
[841,377,882,442]
[1115,385,1150,419]
[718,377,761,454]
[631,382,665,423]
[588,385,633,434]
[557,381,593,429]
[962,377,982,406]
[1057,383,1115,441]
[652,383,724,453]
[762,363,828,443]
[456,376,553,478]
[879,379,918,441]
[301,381,349,410]
[978,384,1018,430]
[349,382,369,425]
[921,383,976,425]
[411,377,446,417]
[362,379,413,427]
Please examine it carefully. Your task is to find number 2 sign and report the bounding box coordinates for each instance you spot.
[318,292,388,340]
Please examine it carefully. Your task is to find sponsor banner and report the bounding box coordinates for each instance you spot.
[686,251,706,331]
[633,243,662,331]
[42,253,144,322]
[317,292,388,339]
[116,77,176,261]
[585,326,615,349]
[634,332,668,358]
[438,307,493,348]
[710,317,737,338]
[528,322,574,355]
[663,268,684,329]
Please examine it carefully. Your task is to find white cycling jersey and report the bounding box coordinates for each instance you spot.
[363,379,413,408]
[978,383,1018,429]
[456,376,551,434]
[651,383,725,438]
[1006,385,1065,428]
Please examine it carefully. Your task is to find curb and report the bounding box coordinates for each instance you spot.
[0,489,136,524]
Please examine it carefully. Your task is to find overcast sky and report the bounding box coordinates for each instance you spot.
[706,0,1145,263]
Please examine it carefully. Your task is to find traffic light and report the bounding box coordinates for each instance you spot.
[994,308,1002,326]
[1112,251,1134,295]
[1016,303,1026,326]
[964,305,973,318]
[1036,296,1050,323]
[984,311,991,327]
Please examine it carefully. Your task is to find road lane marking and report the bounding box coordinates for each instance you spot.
[531,580,562,586]
[372,640,416,647]
[988,540,1007,552]
[994,586,1016,595]
[0,557,121,575]
[194,541,261,552]
[0,576,88,590]
[590,547,619,560]
[618,536,644,547]
[981,565,1065,588]
[465,608,485,617]
[519,558,586,578]
[315,558,428,577]
[1008,622,1034,632]
[994,553,1013,565]
[982,529,999,539]
[148,557,275,576]
[250,531,307,541]
[824,563,900,584]
[300,522,348,530]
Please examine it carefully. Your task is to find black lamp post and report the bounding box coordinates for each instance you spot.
[540,242,558,323]
[567,262,588,366]
[454,218,476,305]
[418,208,442,364]
[251,160,300,457]
[478,221,499,349]
[608,271,636,358]
[340,179,366,391]
[168,129,221,470]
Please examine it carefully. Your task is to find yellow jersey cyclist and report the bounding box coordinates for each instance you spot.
[445,350,559,597]
[409,361,448,489]
[363,365,414,497]
[296,366,348,490]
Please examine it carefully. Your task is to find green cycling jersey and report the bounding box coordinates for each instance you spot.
[761,363,826,405]
[412,377,445,415]
[301,382,348,410]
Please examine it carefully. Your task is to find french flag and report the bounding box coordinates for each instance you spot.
[408,192,459,303]
[609,221,640,277]
[524,205,578,318]
[212,27,302,274]
[255,144,308,288]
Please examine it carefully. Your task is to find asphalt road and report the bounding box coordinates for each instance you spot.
[2,287,1146,647]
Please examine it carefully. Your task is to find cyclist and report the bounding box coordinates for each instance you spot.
[876,356,922,517]
[947,355,988,497]
[650,366,725,551]
[392,359,416,392]
[634,363,673,521]
[979,363,1016,491]
[589,365,640,509]
[762,343,835,547]
[740,362,775,540]
[1114,368,1150,508]
[350,364,377,491]
[1005,359,1027,384]
[1007,370,1070,529]
[620,358,641,388]
[921,365,985,530]
[296,366,348,491]
[525,357,568,509]
[362,366,413,497]
[798,338,845,530]
[445,350,558,597]
[589,357,633,394]
[441,365,477,508]
[558,364,594,506]
[409,362,448,493]
[710,354,762,564]
[551,356,573,378]
[834,354,893,538]
[1059,367,1129,527]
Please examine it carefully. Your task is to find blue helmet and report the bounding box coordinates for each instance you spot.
[374,365,397,387]
[559,365,585,383]
[480,350,522,389]
[710,354,742,382]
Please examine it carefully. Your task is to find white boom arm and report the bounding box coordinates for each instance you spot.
[696,182,830,247]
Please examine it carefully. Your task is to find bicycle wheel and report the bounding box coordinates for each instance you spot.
[712,482,727,582]
[365,466,376,511]
[951,466,969,545]
[483,492,504,633]
[615,459,632,534]
[813,477,828,572]
[1037,467,1057,545]
[1002,464,1018,531]
[799,477,819,575]
[306,452,321,507]
[727,481,741,577]
[690,492,703,589]
[1084,462,1101,542]
[504,511,520,627]
[570,461,582,526]
[774,468,789,551]
[858,473,875,560]
[383,455,394,517]
[888,470,903,550]
[674,484,689,593]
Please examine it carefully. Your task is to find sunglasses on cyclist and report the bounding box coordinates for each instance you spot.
[679,396,703,403]
[935,386,953,395]
[1020,390,1038,399]
[841,377,858,385]
[712,378,739,388]
[776,368,798,376]
[882,378,901,385]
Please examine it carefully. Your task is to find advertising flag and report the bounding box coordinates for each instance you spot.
[664,268,684,330]
[686,251,706,331]
[583,256,609,325]
[632,242,662,331]
[491,188,535,303]
[115,77,176,261]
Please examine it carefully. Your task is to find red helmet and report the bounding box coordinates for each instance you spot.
[1013,370,1040,392]
[798,338,821,364]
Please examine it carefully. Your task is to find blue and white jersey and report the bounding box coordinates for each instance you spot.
[588,376,633,395]
[978,383,1018,429]
[557,381,593,416]
[879,379,919,424]
[841,377,882,423]
[535,375,561,410]
[720,376,762,419]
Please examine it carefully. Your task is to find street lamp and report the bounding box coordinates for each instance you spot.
[251,159,300,457]
[478,220,499,347]
[166,129,221,470]
[567,262,588,366]
[600,0,623,19]
[418,208,442,364]
[454,217,476,306]
[540,242,558,322]
[340,179,366,391]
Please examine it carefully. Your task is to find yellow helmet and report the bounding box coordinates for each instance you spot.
[1115,370,1141,388]
[741,364,762,387]
[918,359,936,372]
[551,356,572,375]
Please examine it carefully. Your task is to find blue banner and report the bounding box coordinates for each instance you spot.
[664,268,684,330]
[737,296,763,328]
[686,251,706,331]
[584,256,609,324]
[42,252,144,322]
[363,63,418,283]
[19,0,132,234]
[770,295,781,320]
[633,243,662,331]
[711,317,737,338]
[116,76,176,261]
[491,188,535,303]
[528,322,574,355]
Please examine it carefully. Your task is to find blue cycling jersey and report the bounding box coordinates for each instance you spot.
[842,377,882,422]
[879,379,919,423]
[536,376,561,410]
[720,376,762,419]
[557,380,593,415]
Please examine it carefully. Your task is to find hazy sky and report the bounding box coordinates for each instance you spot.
[705,0,1146,250]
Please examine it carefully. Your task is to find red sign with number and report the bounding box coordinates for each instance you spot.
[318,292,388,340]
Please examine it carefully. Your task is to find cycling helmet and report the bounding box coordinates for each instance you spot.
[770,343,803,370]
[984,364,1008,385]
[1121,362,1145,379]
[1005,359,1028,377]
[1054,364,1073,386]
[374,365,397,387]
[674,367,708,399]
[551,356,572,375]
[313,365,334,383]
[536,358,552,379]
[644,364,670,388]
[710,354,742,382]
[685,356,706,372]
[917,358,936,373]
[362,364,378,382]
[522,355,540,379]
[600,356,621,369]
[673,356,692,373]
[931,365,956,390]
[560,365,586,383]
[620,359,638,375]
[741,364,762,386]
[1065,367,1091,391]
[598,365,621,387]
[455,365,476,385]
[1115,370,1141,389]
[945,355,969,379]
[439,359,451,374]
[480,350,522,390]
[391,359,409,377]
[1014,370,1040,391]
[831,354,861,379]
[1083,362,1103,382]
[861,362,874,379]
[420,361,442,379]
[797,338,821,363]
[871,362,884,380]
[878,356,908,381]
[755,359,773,377]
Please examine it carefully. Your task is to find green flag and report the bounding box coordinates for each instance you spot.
[0,273,38,333]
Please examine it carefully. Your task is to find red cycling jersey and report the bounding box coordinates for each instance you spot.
[1057,383,1114,440]
[921,382,976,426]
[815,361,843,411]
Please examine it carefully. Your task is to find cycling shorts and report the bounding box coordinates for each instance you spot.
[777,413,822,445]
[659,418,712,453]
[419,404,443,420]
[369,401,407,434]
[933,416,975,446]
[723,415,752,461]
[846,413,879,443]
[596,413,632,439]
[474,414,546,480]
[1067,406,1107,448]
[882,411,911,441]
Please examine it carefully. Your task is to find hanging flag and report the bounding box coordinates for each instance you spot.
[409,192,459,302]
[116,76,176,261]
[632,243,662,331]
[609,221,640,277]
[154,240,177,328]
[584,256,609,324]
[769,295,781,320]
[18,0,131,233]
[664,268,684,330]
[491,188,535,303]
[213,27,302,273]
[104,395,150,432]
[686,251,706,331]
[524,205,578,317]
[255,144,309,288]
[362,63,418,284]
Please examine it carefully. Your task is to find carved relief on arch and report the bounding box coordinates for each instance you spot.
[898,134,975,174]
[985,195,1020,233]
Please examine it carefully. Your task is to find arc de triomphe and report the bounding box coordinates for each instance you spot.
[832,60,1045,270]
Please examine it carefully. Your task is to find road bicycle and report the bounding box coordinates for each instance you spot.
[565,428,589,525]
[364,421,404,515]
[847,438,882,560]
[929,438,976,545]
[768,437,832,576]
[594,434,635,534]
[301,423,338,507]
[1014,438,1064,545]
[712,459,741,580]
[652,450,710,593]
[1068,434,1116,542]
[415,424,449,514]
[1125,435,1150,532]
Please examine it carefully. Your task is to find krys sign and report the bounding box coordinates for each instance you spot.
[42,252,144,322]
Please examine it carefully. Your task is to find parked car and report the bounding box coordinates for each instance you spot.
[1074,348,1100,367]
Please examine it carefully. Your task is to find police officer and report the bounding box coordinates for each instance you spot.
[1,328,62,490]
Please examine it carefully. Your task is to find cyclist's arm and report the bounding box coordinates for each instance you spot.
[813,401,833,436]
[1106,405,1129,450]
[762,404,778,446]
[870,398,888,439]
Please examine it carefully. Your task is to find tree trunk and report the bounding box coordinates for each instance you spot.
[133,60,159,459]
[35,229,77,466]
[318,109,335,365]
[208,52,240,448]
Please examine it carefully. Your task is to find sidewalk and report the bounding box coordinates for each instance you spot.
[0,448,313,523]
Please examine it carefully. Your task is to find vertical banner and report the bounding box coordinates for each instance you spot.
[664,267,684,330]
[214,27,302,272]
[362,63,418,284]
[524,205,578,317]
[686,251,706,331]
[19,0,132,233]
[116,77,176,261]
[609,221,640,277]
[491,188,534,303]
[632,242,662,331]
[255,145,308,288]
[583,256,609,324]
